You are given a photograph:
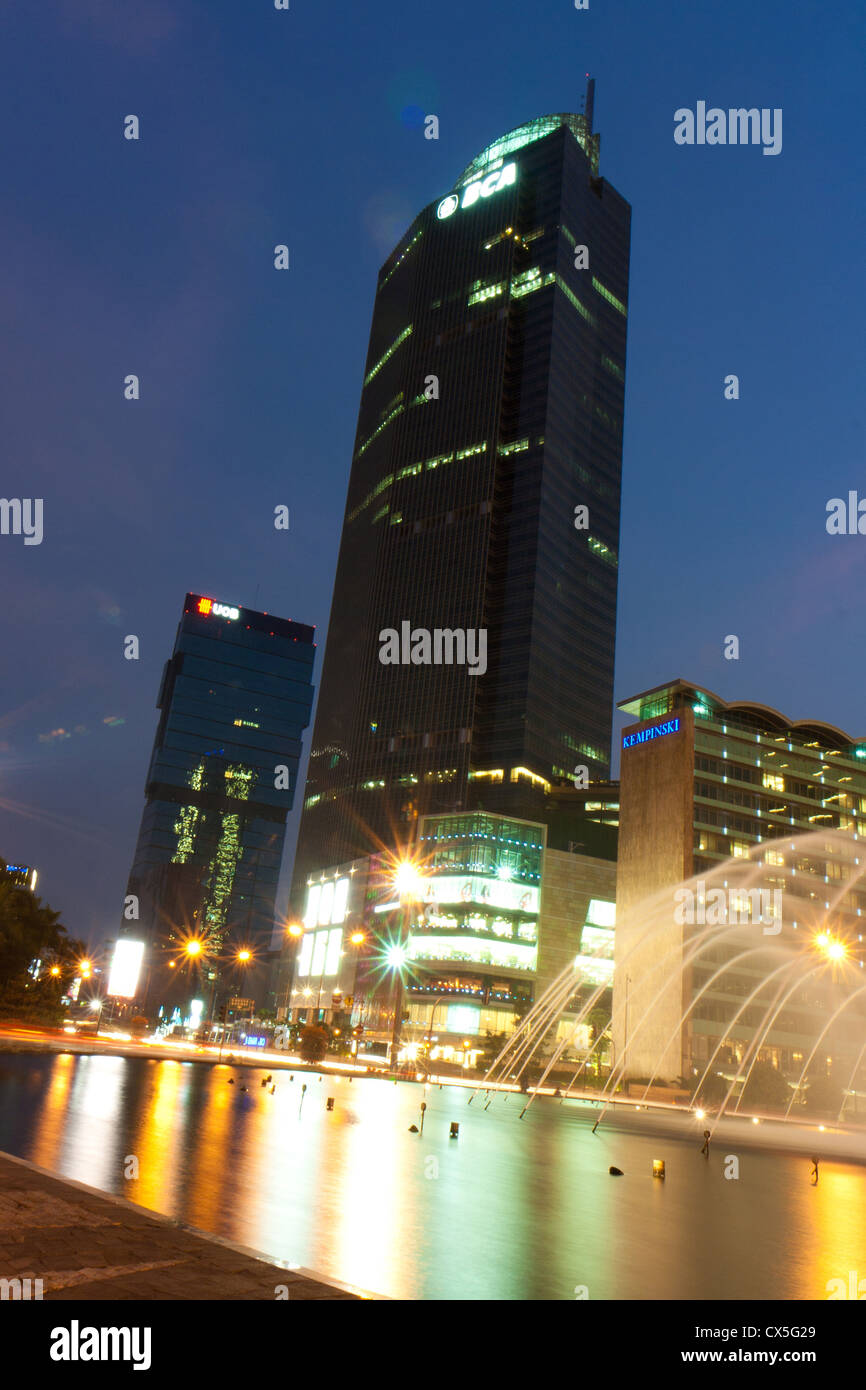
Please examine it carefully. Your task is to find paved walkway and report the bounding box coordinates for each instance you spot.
[0,1150,364,1300]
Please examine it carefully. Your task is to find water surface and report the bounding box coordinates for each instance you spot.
[0,1052,863,1300]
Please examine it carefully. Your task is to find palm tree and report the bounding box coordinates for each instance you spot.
[0,862,81,1018]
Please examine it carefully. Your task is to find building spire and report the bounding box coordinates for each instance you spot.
[584,74,595,134]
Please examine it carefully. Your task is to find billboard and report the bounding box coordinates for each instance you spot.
[421,874,539,914]
[304,878,350,928]
[107,939,145,998]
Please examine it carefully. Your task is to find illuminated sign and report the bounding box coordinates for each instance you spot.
[408,934,536,972]
[436,162,517,220]
[436,193,459,220]
[297,926,343,980]
[196,597,239,621]
[422,873,539,914]
[622,717,680,750]
[107,939,145,998]
[304,877,350,929]
[586,899,616,928]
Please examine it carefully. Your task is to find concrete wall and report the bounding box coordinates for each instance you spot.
[613,709,695,1081]
[538,848,616,999]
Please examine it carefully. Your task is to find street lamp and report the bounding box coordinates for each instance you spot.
[388,857,425,1071]
[814,932,848,962]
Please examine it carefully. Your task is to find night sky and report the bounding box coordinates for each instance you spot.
[1,0,863,951]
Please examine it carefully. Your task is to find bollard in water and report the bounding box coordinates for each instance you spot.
[419,1101,427,1135]
[653,1159,665,1179]
[449,1121,459,1139]
[326,1097,334,1111]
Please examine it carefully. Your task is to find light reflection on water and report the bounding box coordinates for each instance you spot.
[0,1052,864,1300]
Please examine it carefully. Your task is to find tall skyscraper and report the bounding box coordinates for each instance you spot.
[294,87,631,899]
[121,593,315,1007]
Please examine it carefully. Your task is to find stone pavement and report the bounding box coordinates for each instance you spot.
[0,1150,365,1300]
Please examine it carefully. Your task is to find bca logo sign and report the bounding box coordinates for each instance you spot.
[437,162,517,219]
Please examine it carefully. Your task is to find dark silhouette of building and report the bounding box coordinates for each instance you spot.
[121,593,315,1010]
[294,85,631,902]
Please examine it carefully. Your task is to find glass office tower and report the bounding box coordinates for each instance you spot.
[294,88,631,899]
[122,593,315,1008]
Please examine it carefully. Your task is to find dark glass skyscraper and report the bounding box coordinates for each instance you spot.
[123,593,315,1005]
[294,92,630,897]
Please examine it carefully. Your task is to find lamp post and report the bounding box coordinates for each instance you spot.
[420,994,452,1064]
[388,860,425,1072]
[281,920,304,1019]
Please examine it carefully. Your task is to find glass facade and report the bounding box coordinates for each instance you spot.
[403,812,544,1019]
[123,593,315,1005]
[293,102,631,900]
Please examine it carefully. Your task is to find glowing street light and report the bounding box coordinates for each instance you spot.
[392,859,426,899]
[386,943,408,971]
[814,932,848,962]
[237,949,252,964]
[350,931,366,946]
[80,959,92,979]
[386,865,423,1070]
[287,921,304,938]
[184,940,203,958]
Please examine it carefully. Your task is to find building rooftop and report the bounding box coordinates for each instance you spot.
[618,678,866,755]
[456,110,599,186]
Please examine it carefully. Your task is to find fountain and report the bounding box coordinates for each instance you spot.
[472,829,866,1146]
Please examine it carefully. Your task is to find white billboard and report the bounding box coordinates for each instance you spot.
[422,874,539,914]
[107,939,145,998]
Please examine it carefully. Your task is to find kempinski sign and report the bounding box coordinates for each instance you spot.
[622,717,681,750]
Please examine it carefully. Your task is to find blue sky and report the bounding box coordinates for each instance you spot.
[0,0,864,946]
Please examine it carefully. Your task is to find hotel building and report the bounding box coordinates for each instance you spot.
[614,679,866,1085]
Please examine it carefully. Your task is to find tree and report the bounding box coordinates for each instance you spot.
[477,1031,508,1073]
[298,1024,329,1063]
[739,1059,791,1112]
[0,865,82,1022]
[693,1069,730,1107]
[802,1069,843,1117]
[587,1008,611,1075]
